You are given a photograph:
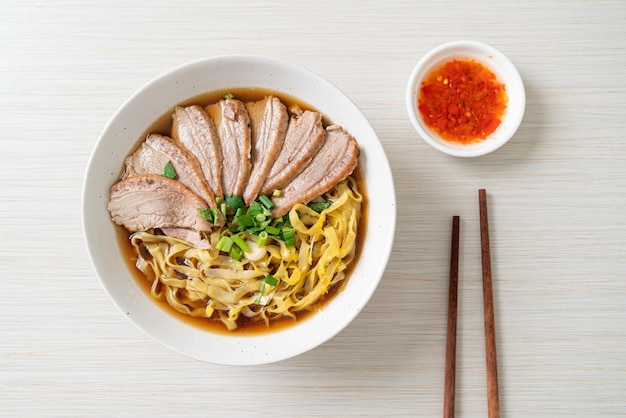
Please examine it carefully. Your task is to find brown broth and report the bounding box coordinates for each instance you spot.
[116,87,368,335]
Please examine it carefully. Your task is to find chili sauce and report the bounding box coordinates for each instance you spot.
[418,59,507,144]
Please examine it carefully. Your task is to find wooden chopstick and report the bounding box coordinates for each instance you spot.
[444,216,460,418]
[479,189,500,418]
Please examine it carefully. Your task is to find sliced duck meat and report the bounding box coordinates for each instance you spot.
[172,105,223,198]
[123,133,217,209]
[271,125,359,218]
[259,108,325,195]
[242,96,289,205]
[160,227,211,249]
[205,99,251,197]
[108,174,213,233]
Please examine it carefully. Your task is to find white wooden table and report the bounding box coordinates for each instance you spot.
[2,1,625,416]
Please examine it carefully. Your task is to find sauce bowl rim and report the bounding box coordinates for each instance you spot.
[406,40,526,157]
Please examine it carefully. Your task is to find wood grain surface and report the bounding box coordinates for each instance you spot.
[2,1,625,416]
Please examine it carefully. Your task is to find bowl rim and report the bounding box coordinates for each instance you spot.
[82,54,396,365]
[406,40,525,157]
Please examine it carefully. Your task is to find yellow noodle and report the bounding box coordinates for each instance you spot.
[129,176,362,330]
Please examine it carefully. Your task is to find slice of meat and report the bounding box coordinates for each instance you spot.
[172,105,223,198]
[242,96,289,204]
[160,227,211,249]
[271,125,359,218]
[205,99,251,197]
[123,133,217,209]
[108,174,213,233]
[260,108,325,195]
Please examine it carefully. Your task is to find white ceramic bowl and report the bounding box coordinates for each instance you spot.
[82,55,396,365]
[406,41,525,157]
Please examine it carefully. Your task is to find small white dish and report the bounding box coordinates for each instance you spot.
[82,55,396,365]
[406,41,525,157]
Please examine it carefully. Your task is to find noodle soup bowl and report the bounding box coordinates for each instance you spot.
[83,55,396,365]
[406,40,525,157]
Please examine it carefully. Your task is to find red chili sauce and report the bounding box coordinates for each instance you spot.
[418,59,507,144]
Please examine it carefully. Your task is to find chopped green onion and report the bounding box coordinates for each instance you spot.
[248,219,271,236]
[235,213,254,229]
[307,201,333,213]
[216,235,233,252]
[203,193,301,246]
[255,275,278,304]
[197,207,218,223]
[266,226,280,236]
[254,283,265,304]
[263,275,278,286]
[272,189,282,197]
[226,195,244,212]
[282,227,296,247]
[256,231,269,247]
[225,92,234,99]
[231,235,249,252]
[162,160,176,179]
[259,195,275,210]
[247,200,271,219]
[247,201,264,217]
[230,245,243,261]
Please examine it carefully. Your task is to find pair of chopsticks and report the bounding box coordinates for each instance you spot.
[444,189,499,418]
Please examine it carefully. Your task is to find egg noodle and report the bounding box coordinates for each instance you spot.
[130,176,362,331]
